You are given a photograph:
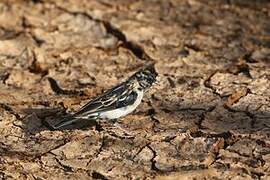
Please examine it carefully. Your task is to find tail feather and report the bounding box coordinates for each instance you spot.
[52,115,80,130]
[51,114,98,130]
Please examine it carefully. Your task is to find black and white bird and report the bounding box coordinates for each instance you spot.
[51,64,158,130]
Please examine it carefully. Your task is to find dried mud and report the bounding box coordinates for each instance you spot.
[0,0,270,179]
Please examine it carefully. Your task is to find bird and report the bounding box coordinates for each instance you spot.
[51,64,158,130]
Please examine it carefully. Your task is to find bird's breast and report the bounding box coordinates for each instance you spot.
[99,90,144,119]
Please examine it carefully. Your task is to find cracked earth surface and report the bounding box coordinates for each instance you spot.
[0,0,270,179]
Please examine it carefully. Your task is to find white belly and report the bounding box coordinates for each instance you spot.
[99,90,144,119]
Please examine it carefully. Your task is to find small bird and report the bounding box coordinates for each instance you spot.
[51,64,158,130]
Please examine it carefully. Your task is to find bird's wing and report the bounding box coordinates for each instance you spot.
[51,81,138,130]
[73,81,137,118]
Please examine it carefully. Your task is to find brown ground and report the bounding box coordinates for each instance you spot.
[0,0,270,179]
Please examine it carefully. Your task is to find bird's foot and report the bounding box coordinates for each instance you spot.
[100,121,134,139]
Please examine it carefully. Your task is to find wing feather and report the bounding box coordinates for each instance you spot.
[73,81,135,118]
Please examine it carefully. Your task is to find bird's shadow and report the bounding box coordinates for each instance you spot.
[21,107,98,134]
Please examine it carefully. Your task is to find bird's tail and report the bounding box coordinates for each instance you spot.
[51,115,80,130]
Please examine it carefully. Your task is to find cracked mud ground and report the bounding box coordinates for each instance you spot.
[0,0,270,179]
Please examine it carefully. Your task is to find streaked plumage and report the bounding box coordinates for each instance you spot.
[51,64,157,130]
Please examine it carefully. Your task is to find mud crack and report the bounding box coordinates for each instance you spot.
[203,70,223,98]
[47,77,84,96]
[92,171,108,180]
[0,103,21,120]
[51,2,153,61]
[146,144,160,173]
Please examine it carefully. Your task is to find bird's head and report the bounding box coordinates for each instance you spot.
[131,64,158,90]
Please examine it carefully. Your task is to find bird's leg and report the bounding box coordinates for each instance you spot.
[100,119,134,138]
[114,121,134,138]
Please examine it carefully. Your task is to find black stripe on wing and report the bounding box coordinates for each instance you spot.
[77,90,138,119]
[73,82,137,117]
[51,84,138,130]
